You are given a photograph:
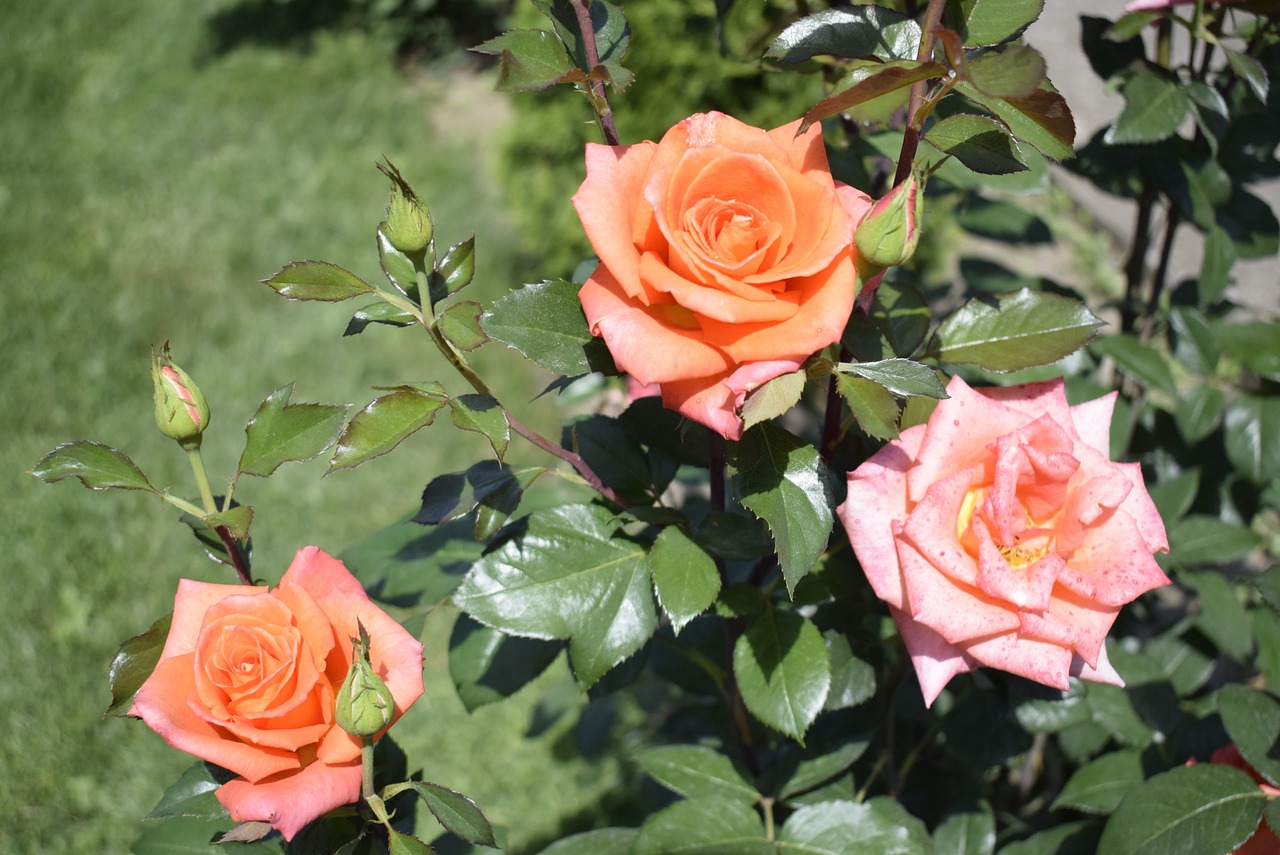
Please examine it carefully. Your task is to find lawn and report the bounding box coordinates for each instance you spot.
[2,1,618,851]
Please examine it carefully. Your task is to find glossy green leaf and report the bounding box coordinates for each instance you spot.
[239,384,347,478]
[1053,750,1144,815]
[32,440,154,493]
[378,228,421,299]
[636,745,758,804]
[415,461,527,542]
[448,614,561,712]
[1146,633,1214,696]
[822,632,876,711]
[1218,685,1280,787]
[1097,764,1266,855]
[382,782,496,847]
[482,279,613,376]
[1224,47,1270,103]
[345,300,417,336]
[837,374,900,440]
[741,370,806,432]
[934,803,995,855]
[924,113,1028,175]
[1218,187,1280,260]
[1001,821,1101,855]
[956,199,1052,244]
[1085,683,1153,749]
[261,260,374,302]
[931,289,1103,371]
[778,798,932,854]
[1198,225,1236,305]
[966,45,1047,99]
[106,612,172,717]
[838,358,947,399]
[203,504,253,542]
[961,0,1044,46]
[563,414,662,503]
[1147,468,1199,525]
[801,62,948,133]
[776,735,871,801]
[145,763,234,822]
[734,607,829,739]
[450,394,510,461]
[649,527,721,635]
[696,512,774,563]
[1174,384,1225,445]
[536,828,637,855]
[328,384,446,472]
[1172,517,1262,568]
[632,798,771,855]
[132,816,282,854]
[388,831,433,855]
[956,83,1075,162]
[1221,322,1280,383]
[1015,682,1090,732]
[1170,308,1219,375]
[436,301,488,353]
[1105,69,1191,145]
[1090,334,1176,397]
[767,6,920,62]
[438,235,476,297]
[452,504,654,688]
[868,281,931,358]
[472,29,576,92]
[1187,569,1255,662]
[735,423,834,594]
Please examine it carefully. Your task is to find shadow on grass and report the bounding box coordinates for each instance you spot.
[203,0,510,61]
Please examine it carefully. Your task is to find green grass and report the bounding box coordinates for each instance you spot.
[2,1,617,851]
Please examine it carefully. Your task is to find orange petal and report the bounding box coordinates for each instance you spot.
[216,759,361,842]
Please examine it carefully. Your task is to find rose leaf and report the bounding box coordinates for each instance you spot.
[328,384,447,473]
[239,383,349,478]
[733,607,830,740]
[632,799,772,855]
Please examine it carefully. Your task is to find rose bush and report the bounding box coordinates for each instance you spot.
[131,547,425,840]
[838,377,1170,706]
[573,111,874,439]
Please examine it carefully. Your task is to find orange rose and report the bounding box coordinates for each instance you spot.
[839,377,1169,706]
[131,547,425,840]
[573,111,874,440]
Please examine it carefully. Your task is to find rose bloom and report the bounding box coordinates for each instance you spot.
[131,547,425,840]
[838,377,1169,706]
[1191,745,1280,855]
[573,111,875,440]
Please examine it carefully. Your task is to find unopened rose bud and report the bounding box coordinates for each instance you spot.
[383,174,433,255]
[855,170,922,269]
[335,622,395,738]
[152,346,210,450]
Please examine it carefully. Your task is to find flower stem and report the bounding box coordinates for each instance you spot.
[362,737,375,803]
[571,0,621,146]
[893,0,947,187]
[185,447,217,515]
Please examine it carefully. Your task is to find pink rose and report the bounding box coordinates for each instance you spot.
[573,111,874,440]
[131,547,425,840]
[838,377,1169,706]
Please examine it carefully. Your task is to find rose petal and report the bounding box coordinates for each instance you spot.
[1068,392,1117,458]
[579,266,733,386]
[898,539,1022,644]
[1060,510,1171,607]
[572,141,659,295]
[962,632,1074,691]
[1070,642,1124,687]
[640,252,799,324]
[889,606,976,708]
[840,426,926,609]
[161,579,271,662]
[216,758,362,842]
[900,466,982,588]
[132,656,301,783]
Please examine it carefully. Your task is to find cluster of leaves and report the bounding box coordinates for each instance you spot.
[30,0,1280,853]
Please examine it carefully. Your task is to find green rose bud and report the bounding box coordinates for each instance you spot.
[381,162,433,255]
[854,170,922,269]
[151,345,210,450]
[335,621,396,738]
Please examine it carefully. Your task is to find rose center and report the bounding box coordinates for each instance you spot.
[684,197,781,271]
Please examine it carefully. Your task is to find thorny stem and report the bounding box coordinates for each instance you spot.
[1121,184,1158,333]
[1140,206,1181,343]
[161,491,252,585]
[893,0,948,188]
[572,0,620,146]
[821,347,851,463]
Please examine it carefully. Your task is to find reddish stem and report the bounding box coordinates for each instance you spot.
[571,0,621,146]
[893,0,947,187]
